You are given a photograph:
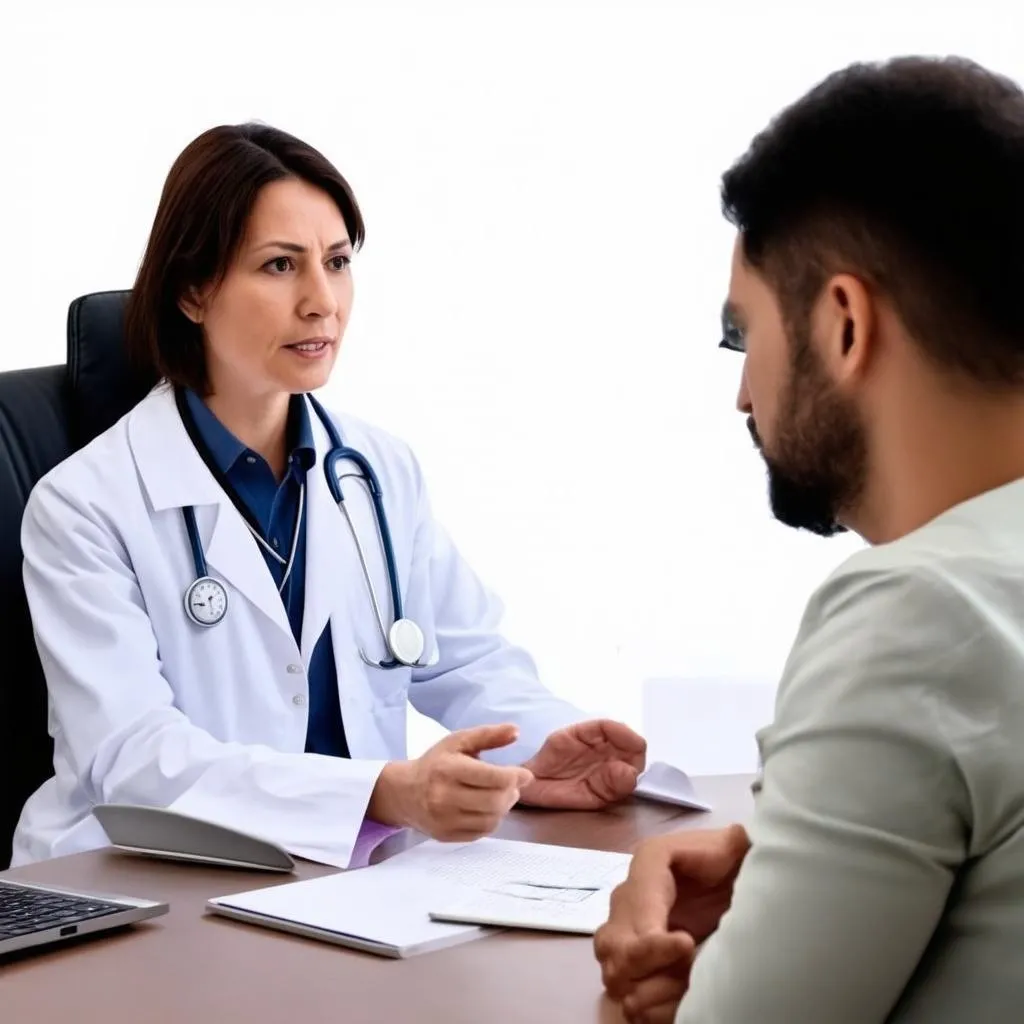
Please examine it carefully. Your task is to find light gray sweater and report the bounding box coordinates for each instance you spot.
[678,479,1024,1023]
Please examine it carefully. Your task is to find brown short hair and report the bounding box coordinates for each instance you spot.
[124,123,365,395]
[721,56,1024,386]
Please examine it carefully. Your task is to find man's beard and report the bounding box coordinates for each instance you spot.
[749,329,867,537]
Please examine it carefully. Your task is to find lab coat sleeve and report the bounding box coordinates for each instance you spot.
[403,468,590,765]
[674,565,973,1024]
[21,476,386,869]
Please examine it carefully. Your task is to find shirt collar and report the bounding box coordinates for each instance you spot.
[286,393,317,472]
[184,389,317,475]
[184,388,246,474]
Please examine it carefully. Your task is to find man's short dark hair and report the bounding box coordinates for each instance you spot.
[721,56,1024,385]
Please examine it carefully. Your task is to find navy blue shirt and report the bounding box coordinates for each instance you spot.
[184,389,349,758]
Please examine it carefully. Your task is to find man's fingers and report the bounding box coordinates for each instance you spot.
[622,971,689,1023]
[594,921,632,989]
[597,929,692,1001]
[621,931,694,980]
[439,723,520,756]
[597,936,637,1000]
[593,923,615,964]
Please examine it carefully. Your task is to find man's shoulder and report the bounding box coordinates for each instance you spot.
[807,502,1021,629]
[770,516,1019,749]
[817,478,1024,600]
[804,544,953,630]
[779,536,1002,720]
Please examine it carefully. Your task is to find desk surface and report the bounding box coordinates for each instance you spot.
[1,775,754,1024]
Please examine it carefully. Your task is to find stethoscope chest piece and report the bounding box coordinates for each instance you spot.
[184,575,228,627]
[389,618,426,667]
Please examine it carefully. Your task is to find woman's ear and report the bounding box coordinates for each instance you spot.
[178,288,204,325]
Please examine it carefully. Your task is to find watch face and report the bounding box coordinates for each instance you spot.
[185,577,228,626]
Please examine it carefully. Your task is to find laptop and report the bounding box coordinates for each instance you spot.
[0,877,168,956]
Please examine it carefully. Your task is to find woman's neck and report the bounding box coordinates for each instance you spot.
[205,387,291,481]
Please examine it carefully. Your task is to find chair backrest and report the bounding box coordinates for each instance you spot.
[67,290,157,448]
[0,289,152,866]
[0,365,72,867]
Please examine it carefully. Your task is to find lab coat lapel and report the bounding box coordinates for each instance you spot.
[204,507,294,640]
[299,403,352,661]
[127,385,294,642]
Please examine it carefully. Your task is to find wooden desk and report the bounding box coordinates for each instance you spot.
[1,775,754,1023]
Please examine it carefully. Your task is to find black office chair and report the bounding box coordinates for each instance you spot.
[0,289,154,866]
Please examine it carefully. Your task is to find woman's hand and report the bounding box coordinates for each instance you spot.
[519,719,647,809]
[368,724,533,841]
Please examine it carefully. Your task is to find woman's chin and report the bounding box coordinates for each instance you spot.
[275,361,335,394]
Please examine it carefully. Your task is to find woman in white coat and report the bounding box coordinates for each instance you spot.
[12,123,646,868]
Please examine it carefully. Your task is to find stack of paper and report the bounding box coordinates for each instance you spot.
[206,762,710,957]
[207,837,631,957]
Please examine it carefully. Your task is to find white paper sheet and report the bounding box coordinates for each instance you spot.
[634,761,712,811]
[209,836,632,953]
[425,839,631,934]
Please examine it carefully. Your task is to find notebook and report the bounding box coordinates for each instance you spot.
[207,836,632,956]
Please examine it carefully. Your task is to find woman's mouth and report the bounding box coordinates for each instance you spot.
[285,338,333,359]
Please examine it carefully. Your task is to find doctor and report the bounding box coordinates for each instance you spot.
[11,122,646,868]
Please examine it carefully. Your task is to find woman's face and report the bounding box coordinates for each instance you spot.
[183,177,354,400]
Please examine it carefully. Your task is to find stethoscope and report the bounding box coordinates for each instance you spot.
[176,389,432,669]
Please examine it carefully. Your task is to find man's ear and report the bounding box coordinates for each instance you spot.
[819,273,875,381]
[178,288,204,325]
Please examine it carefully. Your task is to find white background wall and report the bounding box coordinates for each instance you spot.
[2,0,1020,755]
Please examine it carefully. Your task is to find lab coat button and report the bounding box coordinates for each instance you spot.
[287,664,303,674]
[292,694,306,707]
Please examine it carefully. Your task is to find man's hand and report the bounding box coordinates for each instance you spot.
[593,825,751,1020]
[615,932,694,1024]
[368,724,534,841]
[518,719,647,809]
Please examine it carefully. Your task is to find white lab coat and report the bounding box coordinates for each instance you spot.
[11,384,587,867]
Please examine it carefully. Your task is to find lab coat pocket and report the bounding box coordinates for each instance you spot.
[366,663,413,709]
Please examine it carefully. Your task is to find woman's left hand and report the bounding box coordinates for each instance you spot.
[519,719,647,809]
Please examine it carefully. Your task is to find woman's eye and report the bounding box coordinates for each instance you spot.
[265,256,294,273]
[328,254,352,271]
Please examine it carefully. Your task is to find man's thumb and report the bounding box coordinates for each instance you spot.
[440,723,520,756]
[669,824,752,883]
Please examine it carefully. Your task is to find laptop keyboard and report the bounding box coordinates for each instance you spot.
[0,881,124,938]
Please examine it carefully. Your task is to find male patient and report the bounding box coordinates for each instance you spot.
[595,56,1024,1023]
